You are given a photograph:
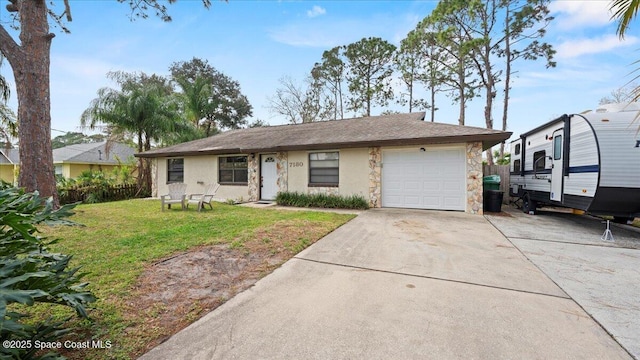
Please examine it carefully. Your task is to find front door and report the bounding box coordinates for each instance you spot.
[261,155,278,200]
[551,129,564,202]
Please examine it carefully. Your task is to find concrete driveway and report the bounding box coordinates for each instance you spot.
[140,209,630,359]
[486,207,640,359]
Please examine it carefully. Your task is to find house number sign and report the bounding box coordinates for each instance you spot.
[289,162,304,168]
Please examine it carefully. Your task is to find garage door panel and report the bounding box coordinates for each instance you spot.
[405,181,420,191]
[443,181,463,191]
[422,196,441,207]
[404,167,420,176]
[444,197,463,208]
[422,180,440,190]
[386,193,401,200]
[386,181,402,191]
[443,164,463,173]
[404,197,420,206]
[382,147,466,211]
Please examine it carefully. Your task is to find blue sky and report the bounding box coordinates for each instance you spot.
[1,0,638,144]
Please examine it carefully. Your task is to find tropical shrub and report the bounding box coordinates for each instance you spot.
[276,192,369,210]
[56,157,142,204]
[0,185,95,359]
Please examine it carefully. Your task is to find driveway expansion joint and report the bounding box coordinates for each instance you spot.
[509,236,640,250]
[293,256,571,300]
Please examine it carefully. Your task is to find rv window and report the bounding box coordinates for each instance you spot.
[514,143,521,155]
[553,135,562,160]
[533,150,546,171]
[513,159,521,173]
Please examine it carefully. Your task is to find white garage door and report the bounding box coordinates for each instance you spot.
[382,147,466,211]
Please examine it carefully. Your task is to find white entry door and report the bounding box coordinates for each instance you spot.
[551,129,564,202]
[382,147,466,210]
[261,155,278,200]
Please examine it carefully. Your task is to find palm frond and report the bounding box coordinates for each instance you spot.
[610,0,640,39]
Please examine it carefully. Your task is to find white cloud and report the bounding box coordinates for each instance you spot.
[268,12,419,48]
[268,23,344,47]
[307,5,326,18]
[554,34,638,59]
[268,18,373,47]
[391,13,422,45]
[549,1,613,30]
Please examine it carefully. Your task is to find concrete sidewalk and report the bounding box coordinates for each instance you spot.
[140,209,630,359]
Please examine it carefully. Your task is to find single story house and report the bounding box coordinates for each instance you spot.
[137,112,512,214]
[52,141,136,179]
[0,142,136,184]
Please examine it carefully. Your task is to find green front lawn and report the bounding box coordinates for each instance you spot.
[37,199,355,359]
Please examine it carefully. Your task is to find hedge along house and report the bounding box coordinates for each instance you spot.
[136,112,511,214]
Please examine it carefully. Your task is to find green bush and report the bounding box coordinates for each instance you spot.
[275,192,369,210]
[0,185,95,359]
[56,156,140,205]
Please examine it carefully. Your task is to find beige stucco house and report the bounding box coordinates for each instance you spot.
[0,142,136,184]
[137,112,512,214]
[52,141,136,179]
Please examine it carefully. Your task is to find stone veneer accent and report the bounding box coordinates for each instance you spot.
[276,152,288,193]
[368,146,382,208]
[466,142,483,214]
[247,155,259,202]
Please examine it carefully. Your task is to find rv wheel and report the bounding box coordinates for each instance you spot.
[522,193,537,215]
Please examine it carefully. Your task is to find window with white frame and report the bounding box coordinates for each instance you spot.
[309,152,339,186]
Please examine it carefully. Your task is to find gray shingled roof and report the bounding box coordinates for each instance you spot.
[53,142,135,164]
[0,148,19,164]
[137,112,512,158]
[1,143,135,165]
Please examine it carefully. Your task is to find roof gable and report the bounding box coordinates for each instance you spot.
[0,148,20,164]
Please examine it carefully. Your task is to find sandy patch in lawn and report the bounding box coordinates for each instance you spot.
[125,220,334,357]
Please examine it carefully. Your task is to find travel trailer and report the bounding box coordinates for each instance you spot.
[509,103,640,223]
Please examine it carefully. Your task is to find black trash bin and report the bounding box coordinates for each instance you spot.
[483,189,504,212]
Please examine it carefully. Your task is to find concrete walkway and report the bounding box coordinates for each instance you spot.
[140,209,630,359]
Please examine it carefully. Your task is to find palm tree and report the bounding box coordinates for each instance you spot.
[81,71,193,192]
[173,75,212,129]
[610,0,640,101]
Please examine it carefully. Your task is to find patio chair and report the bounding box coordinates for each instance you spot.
[161,183,187,211]
[187,183,220,211]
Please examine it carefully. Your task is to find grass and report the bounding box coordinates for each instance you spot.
[35,199,355,359]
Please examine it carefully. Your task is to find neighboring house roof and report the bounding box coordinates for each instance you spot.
[136,112,513,158]
[53,142,135,164]
[0,148,20,164]
[0,143,135,165]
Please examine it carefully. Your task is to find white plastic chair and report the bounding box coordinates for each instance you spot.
[161,183,187,211]
[187,183,220,211]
